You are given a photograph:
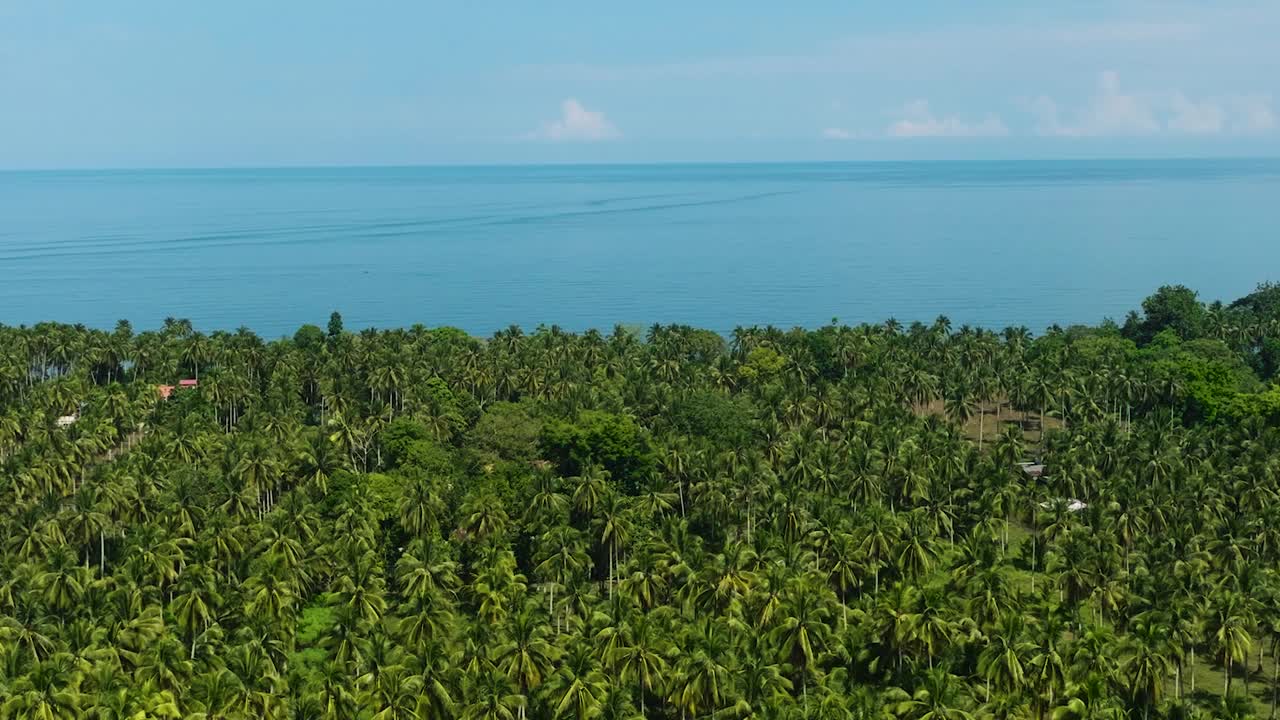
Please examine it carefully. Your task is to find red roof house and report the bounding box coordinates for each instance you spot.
[178,379,199,388]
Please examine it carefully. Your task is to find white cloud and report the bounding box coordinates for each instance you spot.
[1230,95,1276,133]
[529,99,620,141]
[1168,92,1225,134]
[1034,70,1160,137]
[821,127,854,140]
[1028,71,1277,137]
[886,100,1008,138]
[1087,70,1162,135]
[1024,95,1068,136]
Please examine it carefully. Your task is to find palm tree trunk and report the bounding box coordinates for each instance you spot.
[1040,400,1047,449]
[1271,650,1278,720]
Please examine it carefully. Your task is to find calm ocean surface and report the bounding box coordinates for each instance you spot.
[2,159,1279,337]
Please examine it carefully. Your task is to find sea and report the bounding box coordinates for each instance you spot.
[2,159,1279,338]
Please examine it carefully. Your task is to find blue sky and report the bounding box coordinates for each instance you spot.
[2,1,1278,167]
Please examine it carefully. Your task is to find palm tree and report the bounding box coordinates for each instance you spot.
[535,526,591,628]
[171,564,220,658]
[670,620,734,720]
[977,612,1033,701]
[733,643,794,718]
[1027,605,1069,717]
[606,612,671,719]
[407,639,458,720]
[1122,617,1173,720]
[63,483,111,571]
[361,666,423,720]
[181,332,212,381]
[189,668,243,720]
[546,644,608,720]
[1213,592,1255,697]
[463,666,525,720]
[893,667,977,720]
[2,656,82,720]
[495,606,559,719]
[36,547,88,620]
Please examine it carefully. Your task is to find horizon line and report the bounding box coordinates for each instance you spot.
[4,154,1280,174]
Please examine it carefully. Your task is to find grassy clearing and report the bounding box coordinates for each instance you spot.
[916,398,1064,445]
[1177,649,1280,710]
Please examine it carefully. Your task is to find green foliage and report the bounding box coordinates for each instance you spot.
[1219,384,1280,423]
[325,468,407,519]
[293,323,326,353]
[1128,284,1207,344]
[1144,337,1262,422]
[382,417,461,476]
[466,401,544,468]
[382,416,431,454]
[541,410,655,490]
[422,376,474,437]
[656,325,726,363]
[5,282,1280,720]
[365,471,406,519]
[1148,328,1183,350]
[1260,337,1280,381]
[1230,281,1280,317]
[1069,333,1138,365]
[738,345,787,383]
[297,601,337,645]
[422,325,478,348]
[401,440,455,475]
[666,389,754,445]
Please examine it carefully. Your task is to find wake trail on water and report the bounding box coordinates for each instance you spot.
[0,190,798,262]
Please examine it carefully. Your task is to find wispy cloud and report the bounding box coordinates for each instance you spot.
[1229,94,1276,133]
[510,13,1235,86]
[886,100,1008,138]
[1026,71,1159,137]
[527,99,620,141]
[1168,92,1226,134]
[504,6,1279,147]
[1027,71,1277,137]
[1048,20,1199,46]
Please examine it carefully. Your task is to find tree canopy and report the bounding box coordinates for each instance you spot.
[2,284,1280,720]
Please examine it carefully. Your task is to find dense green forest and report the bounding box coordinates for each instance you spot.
[4,283,1280,720]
